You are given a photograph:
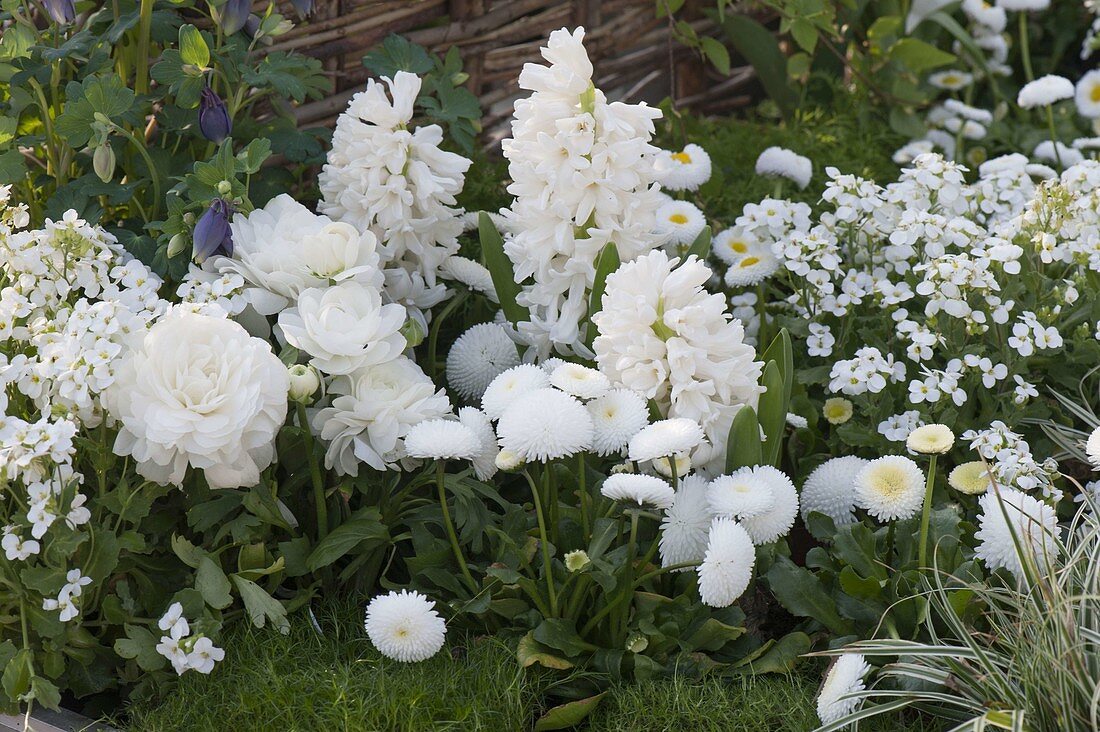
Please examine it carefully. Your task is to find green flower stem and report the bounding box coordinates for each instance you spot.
[296,402,328,541]
[917,453,939,571]
[135,0,154,95]
[564,574,592,620]
[1045,106,1063,168]
[632,561,698,588]
[114,124,162,221]
[426,290,467,377]
[1019,11,1034,83]
[578,453,590,540]
[437,461,478,593]
[546,466,560,546]
[524,470,558,616]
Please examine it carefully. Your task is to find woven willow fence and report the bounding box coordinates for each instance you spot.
[266,0,758,140]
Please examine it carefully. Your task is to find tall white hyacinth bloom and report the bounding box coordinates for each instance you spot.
[500,27,666,354]
[319,71,471,321]
[213,194,384,316]
[104,308,289,489]
[593,250,764,471]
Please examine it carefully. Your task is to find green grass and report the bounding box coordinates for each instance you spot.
[124,601,936,732]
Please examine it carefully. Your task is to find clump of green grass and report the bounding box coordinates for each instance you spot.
[123,600,543,732]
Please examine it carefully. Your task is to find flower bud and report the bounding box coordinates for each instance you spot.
[192,199,233,263]
[625,634,648,653]
[216,180,233,196]
[822,397,853,426]
[494,449,523,472]
[653,452,691,479]
[167,233,188,258]
[399,317,425,348]
[44,0,75,25]
[290,0,313,18]
[92,144,115,183]
[199,87,232,144]
[287,364,321,403]
[564,550,590,573]
[216,0,250,35]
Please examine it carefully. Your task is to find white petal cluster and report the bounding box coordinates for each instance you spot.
[105,308,288,489]
[600,472,675,509]
[854,456,926,521]
[817,654,871,725]
[586,388,649,456]
[654,144,712,191]
[593,250,764,471]
[496,387,593,463]
[974,487,1059,581]
[446,323,521,402]
[800,456,868,526]
[659,474,714,568]
[500,27,666,353]
[213,194,384,315]
[155,603,226,675]
[1017,75,1075,109]
[697,518,756,607]
[365,590,447,662]
[403,418,481,461]
[319,71,471,320]
[755,147,813,189]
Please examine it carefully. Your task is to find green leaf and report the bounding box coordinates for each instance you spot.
[532,618,596,657]
[362,34,434,77]
[757,361,786,467]
[789,19,819,54]
[55,75,136,147]
[585,244,620,348]
[178,25,209,69]
[685,224,711,261]
[305,508,389,571]
[171,534,205,569]
[699,37,731,75]
[236,138,272,174]
[196,556,234,609]
[839,565,882,600]
[721,15,799,116]
[686,617,745,651]
[533,692,607,731]
[479,212,527,325]
[114,625,166,672]
[29,676,60,711]
[517,631,574,670]
[759,328,793,409]
[731,631,811,674]
[766,557,853,635]
[242,52,330,103]
[725,405,762,472]
[1,649,31,704]
[0,149,25,184]
[889,38,956,74]
[231,576,290,634]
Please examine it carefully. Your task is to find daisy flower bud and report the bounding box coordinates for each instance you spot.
[906,424,955,454]
[564,549,590,572]
[822,397,853,425]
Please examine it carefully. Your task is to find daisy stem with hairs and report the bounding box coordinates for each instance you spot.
[917,454,938,570]
[297,402,328,541]
[772,180,783,199]
[1045,106,1063,168]
[632,561,698,588]
[578,453,591,539]
[546,467,560,546]
[756,283,768,348]
[524,470,558,616]
[1018,11,1034,83]
[436,460,478,593]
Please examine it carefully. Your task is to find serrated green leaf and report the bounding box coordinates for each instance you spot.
[196,556,233,609]
[231,575,290,634]
[766,557,853,635]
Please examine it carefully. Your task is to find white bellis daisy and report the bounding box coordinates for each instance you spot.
[364,590,447,663]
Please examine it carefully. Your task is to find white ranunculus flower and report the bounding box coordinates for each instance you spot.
[104,308,289,489]
[313,356,452,474]
[214,194,383,315]
[278,281,407,376]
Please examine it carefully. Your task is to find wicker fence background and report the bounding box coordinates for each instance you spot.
[265,0,759,142]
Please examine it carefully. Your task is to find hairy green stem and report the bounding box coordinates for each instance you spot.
[437,461,478,593]
[918,454,939,570]
[1019,11,1034,83]
[297,402,327,541]
[525,469,558,616]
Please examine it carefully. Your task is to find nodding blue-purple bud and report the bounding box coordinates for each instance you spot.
[44,0,75,24]
[217,0,250,35]
[198,87,232,144]
[192,198,234,263]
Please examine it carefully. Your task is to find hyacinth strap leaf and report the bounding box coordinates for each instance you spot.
[685,224,711,261]
[757,361,786,467]
[479,211,527,325]
[719,15,798,116]
[533,692,608,731]
[584,243,620,348]
[759,328,793,409]
[725,405,762,472]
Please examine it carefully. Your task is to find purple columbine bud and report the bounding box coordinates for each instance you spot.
[192,199,233,263]
[198,87,232,144]
[290,0,313,18]
[44,0,75,24]
[217,0,250,35]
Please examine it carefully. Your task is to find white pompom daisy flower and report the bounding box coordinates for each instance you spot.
[439,256,498,302]
[712,227,759,265]
[854,456,926,521]
[480,364,550,420]
[800,456,868,527]
[446,323,521,402]
[655,143,712,191]
[697,517,756,607]
[628,418,706,463]
[1033,140,1084,167]
[458,407,499,481]
[496,388,593,462]
[656,200,707,248]
[737,466,799,544]
[974,487,1059,581]
[906,423,955,454]
[723,249,780,288]
[1085,425,1100,467]
[754,146,813,189]
[364,590,447,663]
[928,69,974,91]
[948,461,992,495]
[652,452,692,480]
[996,0,1049,11]
[600,473,675,509]
[586,388,649,456]
[403,419,481,461]
[1017,74,1074,109]
[549,362,611,400]
[816,654,871,725]
[707,469,775,520]
[1076,70,1100,118]
[659,475,714,568]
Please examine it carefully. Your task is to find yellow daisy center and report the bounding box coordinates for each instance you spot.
[739,256,760,268]
[1091,84,1100,103]
[728,240,748,254]
[671,152,693,164]
[669,213,689,225]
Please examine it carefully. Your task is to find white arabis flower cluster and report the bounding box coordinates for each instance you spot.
[155,603,225,675]
[500,27,665,354]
